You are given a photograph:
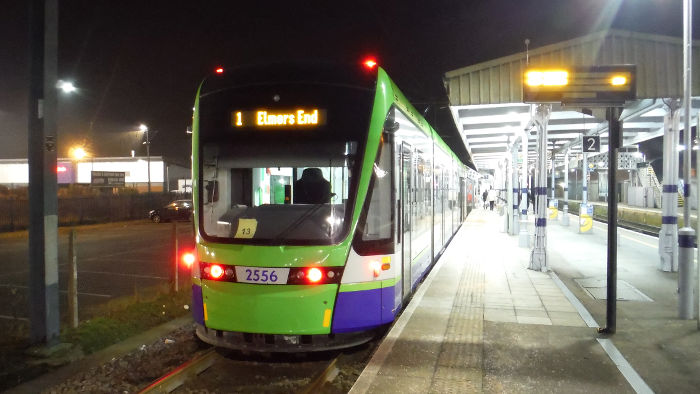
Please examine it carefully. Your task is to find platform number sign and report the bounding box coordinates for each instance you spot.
[583,136,600,153]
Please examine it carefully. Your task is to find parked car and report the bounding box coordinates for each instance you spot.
[149,200,193,223]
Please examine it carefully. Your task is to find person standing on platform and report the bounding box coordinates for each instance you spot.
[482,189,488,209]
[487,187,497,211]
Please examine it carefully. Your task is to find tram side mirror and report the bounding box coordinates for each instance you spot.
[345,141,357,168]
[345,141,357,156]
[384,121,400,134]
[205,180,219,203]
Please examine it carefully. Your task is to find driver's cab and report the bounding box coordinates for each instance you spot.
[200,142,354,244]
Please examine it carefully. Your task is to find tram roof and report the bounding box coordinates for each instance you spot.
[443,29,700,171]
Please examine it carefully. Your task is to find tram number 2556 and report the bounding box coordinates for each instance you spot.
[234,266,289,284]
[246,269,278,282]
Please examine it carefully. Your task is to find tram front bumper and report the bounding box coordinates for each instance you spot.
[198,281,337,335]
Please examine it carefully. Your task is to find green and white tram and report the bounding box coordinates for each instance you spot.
[189,60,476,351]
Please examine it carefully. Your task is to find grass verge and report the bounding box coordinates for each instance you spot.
[61,287,191,354]
[0,284,192,391]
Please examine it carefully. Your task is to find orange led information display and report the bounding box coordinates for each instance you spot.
[523,65,636,105]
[231,109,325,128]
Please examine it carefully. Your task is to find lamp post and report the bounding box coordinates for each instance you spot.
[27,0,61,346]
[139,124,151,194]
[679,0,695,321]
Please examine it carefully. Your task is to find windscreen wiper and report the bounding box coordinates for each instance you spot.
[271,203,325,244]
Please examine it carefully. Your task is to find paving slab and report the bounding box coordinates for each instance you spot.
[351,209,629,393]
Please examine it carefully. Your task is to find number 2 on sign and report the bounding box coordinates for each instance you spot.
[235,219,258,238]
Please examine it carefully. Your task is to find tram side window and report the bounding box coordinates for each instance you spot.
[355,137,393,254]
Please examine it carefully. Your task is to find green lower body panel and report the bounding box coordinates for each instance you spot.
[202,280,338,335]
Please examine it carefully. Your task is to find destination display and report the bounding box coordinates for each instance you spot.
[231,108,326,128]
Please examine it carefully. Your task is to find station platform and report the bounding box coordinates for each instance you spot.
[562,199,698,229]
[350,207,700,393]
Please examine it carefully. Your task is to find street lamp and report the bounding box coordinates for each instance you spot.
[139,124,151,194]
[70,146,86,160]
[57,80,76,94]
[69,146,87,185]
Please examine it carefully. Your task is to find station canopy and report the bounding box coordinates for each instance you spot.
[444,29,700,171]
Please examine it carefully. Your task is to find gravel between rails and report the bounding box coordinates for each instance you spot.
[41,323,379,394]
[44,323,207,393]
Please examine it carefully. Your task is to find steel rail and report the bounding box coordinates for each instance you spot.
[298,356,340,394]
[138,348,218,393]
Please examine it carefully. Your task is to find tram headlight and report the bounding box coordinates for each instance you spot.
[287,267,343,285]
[307,267,323,283]
[210,264,224,279]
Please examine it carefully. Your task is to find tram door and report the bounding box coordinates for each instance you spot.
[400,142,412,301]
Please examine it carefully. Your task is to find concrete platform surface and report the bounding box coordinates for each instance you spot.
[351,207,700,393]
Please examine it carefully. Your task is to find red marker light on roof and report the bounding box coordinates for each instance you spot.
[210,264,224,279]
[215,67,224,74]
[363,58,377,70]
[307,267,323,283]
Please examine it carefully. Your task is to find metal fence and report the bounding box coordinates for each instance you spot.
[0,194,187,232]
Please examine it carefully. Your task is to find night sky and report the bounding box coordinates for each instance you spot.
[0,0,695,163]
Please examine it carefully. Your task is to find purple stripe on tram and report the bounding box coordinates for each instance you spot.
[381,285,396,324]
[191,284,205,325]
[332,288,382,333]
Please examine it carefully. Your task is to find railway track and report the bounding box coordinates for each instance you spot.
[138,343,368,394]
[590,216,661,237]
[139,348,219,393]
[616,219,661,236]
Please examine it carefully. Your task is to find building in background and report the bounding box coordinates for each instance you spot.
[0,156,191,193]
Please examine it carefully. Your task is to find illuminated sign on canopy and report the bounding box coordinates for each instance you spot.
[523,65,636,105]
[231,109,326,128]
